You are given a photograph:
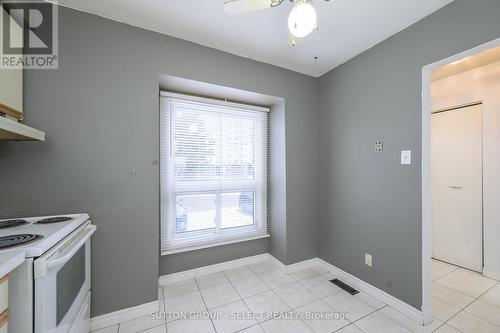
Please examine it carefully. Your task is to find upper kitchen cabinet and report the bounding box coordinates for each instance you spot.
[0,61,22,120]
[0,7,45,141]
[0,7,22,118]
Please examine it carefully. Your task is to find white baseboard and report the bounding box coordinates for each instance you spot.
[159,253,318,285]
[90,300,159,331]
[159,253,269,285]
[267,255,319,273]
[316,258,425,325]
[483,267,500,281]
[422,307,433,325]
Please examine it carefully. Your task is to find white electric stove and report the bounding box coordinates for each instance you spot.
[0,214,91,257]
[0,213,96,333]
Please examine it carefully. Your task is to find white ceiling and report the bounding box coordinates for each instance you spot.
[54,0,453,77]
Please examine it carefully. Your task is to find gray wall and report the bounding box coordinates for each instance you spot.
[0,6,319,316]
[160,239,270,275]
[318,0,500,309]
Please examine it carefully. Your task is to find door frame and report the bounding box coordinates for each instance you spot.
[421,37,500,324]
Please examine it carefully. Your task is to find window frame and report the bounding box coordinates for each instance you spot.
[160,91,270,255]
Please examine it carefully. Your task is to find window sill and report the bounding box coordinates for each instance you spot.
[161,234,270,256]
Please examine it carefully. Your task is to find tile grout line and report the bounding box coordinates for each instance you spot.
[261,270,301,290]
[160,285,168,333]
[162,264,298,300]
[229,266,297,325]
[432,271,500,332]
[315,288,412,332]
[292,292,356,333]
[337,305,384,333]
[199,274,288,313]
[161,281,200,326]
[432,267,459,283]
[461,293,500,329]
[268,276,349,332]
[243,264,322,332]
[431,259,460,279]
[432,268,456,283]
[248,263,388,333]
[276,277,323,333]
[430,263,477,332]
[199,280,243,310]
[204,268,274,308]
[375,303,442,333]
[193,276,219,333]
[222,267,267,332]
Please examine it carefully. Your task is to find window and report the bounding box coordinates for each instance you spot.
[160,92,269,254]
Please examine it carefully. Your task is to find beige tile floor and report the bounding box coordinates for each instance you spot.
[431,259,500,332]
[93,259,500,333]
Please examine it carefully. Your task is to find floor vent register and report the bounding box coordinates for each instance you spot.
[330,278,359,295]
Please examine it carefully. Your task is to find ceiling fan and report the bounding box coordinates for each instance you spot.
[224,0,329,46]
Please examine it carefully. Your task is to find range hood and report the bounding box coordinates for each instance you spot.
[0,117,45,141]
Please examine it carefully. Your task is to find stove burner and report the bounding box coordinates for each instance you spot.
[0,234,43,249]
[0,219,29,229]
[36,216,72,224]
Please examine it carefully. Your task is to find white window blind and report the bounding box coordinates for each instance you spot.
[160,93,269,254]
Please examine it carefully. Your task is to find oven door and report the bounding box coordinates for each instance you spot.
[34,222,96,333]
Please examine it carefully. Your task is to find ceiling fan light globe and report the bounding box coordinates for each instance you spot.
[288,2,317,38]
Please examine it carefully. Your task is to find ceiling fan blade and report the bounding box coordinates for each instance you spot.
[288,33,303,46]
[224,0,273,15]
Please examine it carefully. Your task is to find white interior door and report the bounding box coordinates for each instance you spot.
[432,104,483,272]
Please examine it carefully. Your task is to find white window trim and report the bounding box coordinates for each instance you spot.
[160,91,270,255]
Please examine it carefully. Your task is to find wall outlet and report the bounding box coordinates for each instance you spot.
[374,141,383,152]
[365,253,373,267]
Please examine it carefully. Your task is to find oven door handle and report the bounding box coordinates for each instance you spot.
[47,225,96,269]
[35,225,96,278]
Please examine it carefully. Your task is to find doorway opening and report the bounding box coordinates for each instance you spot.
[422,38,500,325]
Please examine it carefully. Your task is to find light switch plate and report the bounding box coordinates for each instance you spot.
[365,253,373,267]
[401,150,412,165]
